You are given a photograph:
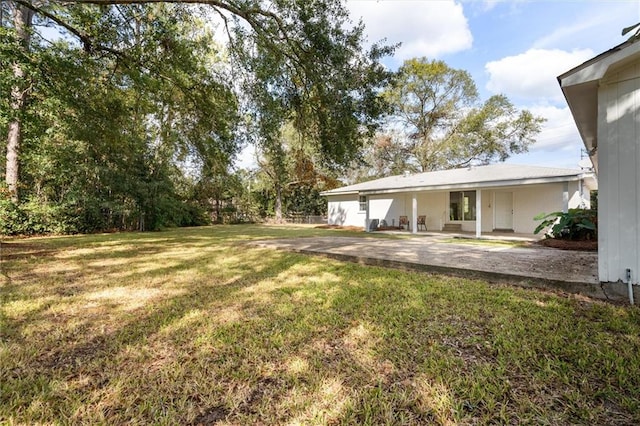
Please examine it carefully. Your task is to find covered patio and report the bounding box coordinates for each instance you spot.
[323,164,596,238]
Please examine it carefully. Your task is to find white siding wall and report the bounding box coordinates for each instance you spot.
[326,195,364,227]
[598,64,640,284]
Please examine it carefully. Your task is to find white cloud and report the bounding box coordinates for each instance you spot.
[527,105,582,152]
[532,18,601,50]
[347,0,473,61]
[507,105,585,168]
[532,2,637,51]
[485,48,593,102]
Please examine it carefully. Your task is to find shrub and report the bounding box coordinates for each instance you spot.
[0,198,81,236]
[534,209,597,241]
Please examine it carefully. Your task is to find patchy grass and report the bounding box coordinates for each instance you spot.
[1,224,639,425]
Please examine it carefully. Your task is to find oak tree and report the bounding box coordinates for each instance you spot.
[384,57,544,172]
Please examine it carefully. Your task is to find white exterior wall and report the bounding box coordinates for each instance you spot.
[511,183,582,234]
[326,194,364,227]
[369,194,407,227]
[422,192,447,231]
[598,63,640,284]
[456,184,586,234]
[327,182,588,234]
[481,190,493,232]
[367,192,447,230]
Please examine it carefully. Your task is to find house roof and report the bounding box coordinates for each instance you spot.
[321,164,595,196]
[558,39,640,172]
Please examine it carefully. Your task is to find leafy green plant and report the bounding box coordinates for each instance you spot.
[534,209,597,240]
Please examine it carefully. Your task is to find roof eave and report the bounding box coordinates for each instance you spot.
[320,190,359,196]
[558,39,640,173]
[356,175,587,196]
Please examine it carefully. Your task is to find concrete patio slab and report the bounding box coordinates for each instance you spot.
[250,235,630,303]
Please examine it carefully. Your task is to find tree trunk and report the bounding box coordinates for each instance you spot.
[274,183,283,222]
[6,4,33,202]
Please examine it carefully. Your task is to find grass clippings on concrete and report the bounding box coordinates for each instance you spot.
[1,224,639,425]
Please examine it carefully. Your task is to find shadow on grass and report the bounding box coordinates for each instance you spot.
[1,225,639,424]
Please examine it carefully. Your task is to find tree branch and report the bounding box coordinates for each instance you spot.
[14,0,124,56]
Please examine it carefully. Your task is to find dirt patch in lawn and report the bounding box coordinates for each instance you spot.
[537,238,597,251]
[315,225,364,232]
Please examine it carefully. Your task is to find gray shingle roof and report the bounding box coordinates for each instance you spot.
[322,164,592,195]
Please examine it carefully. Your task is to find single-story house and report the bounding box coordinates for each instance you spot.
[559,39,640,287]
[321,164,596,237]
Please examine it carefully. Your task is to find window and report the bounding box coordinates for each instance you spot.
[359,195,367,212]
[449,191,476,221]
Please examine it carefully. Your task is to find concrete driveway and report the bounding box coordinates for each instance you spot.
[251,234,619,301]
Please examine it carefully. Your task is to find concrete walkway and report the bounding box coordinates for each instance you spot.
[250,234,624,302]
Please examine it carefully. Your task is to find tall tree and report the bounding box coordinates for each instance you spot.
[1,2,240,232]
[3,0,393,208]
[4,3,33,201]
[384,58,544,172]
[1,1,393,234]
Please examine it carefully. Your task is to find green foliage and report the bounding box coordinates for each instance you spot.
[0,197,31,235]
[622,22,640,41]
[590,189,598,211]
[2,3,238,234]
[286,185,326,216]
[0,195,73,236]
[381,58,545,173]
[534,209,597,241]
[234,0,394,171]
[3,1,394,234]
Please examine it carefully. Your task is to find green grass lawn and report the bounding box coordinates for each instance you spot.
[1,224,639,425]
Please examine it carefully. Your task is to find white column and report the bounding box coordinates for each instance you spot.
[476,189,482,238]
[365,196,370,232]
[412,193,418,234]
[562,182,569,213]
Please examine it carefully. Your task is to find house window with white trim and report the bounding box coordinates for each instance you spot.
[359,195,367,212]
[449,191,476,221]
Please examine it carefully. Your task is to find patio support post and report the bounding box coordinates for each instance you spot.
[412,193,417,234]
[476,189,482,238]
[365,195,370,232]
[562,182,569,213]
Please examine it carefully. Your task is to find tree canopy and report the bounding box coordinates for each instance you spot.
[380,57,544,173]
[1,0,393,233]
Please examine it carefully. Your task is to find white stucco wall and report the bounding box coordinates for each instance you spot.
[422,192,447,230]
[369,194,408,227]
[511,182,584,234]
[481,190,493,232]
[326,194,364,227]
[598,63,640,284]
[366,191,448,230]
[327,181,588,234]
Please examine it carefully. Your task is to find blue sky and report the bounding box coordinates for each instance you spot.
[345,0,640,169]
